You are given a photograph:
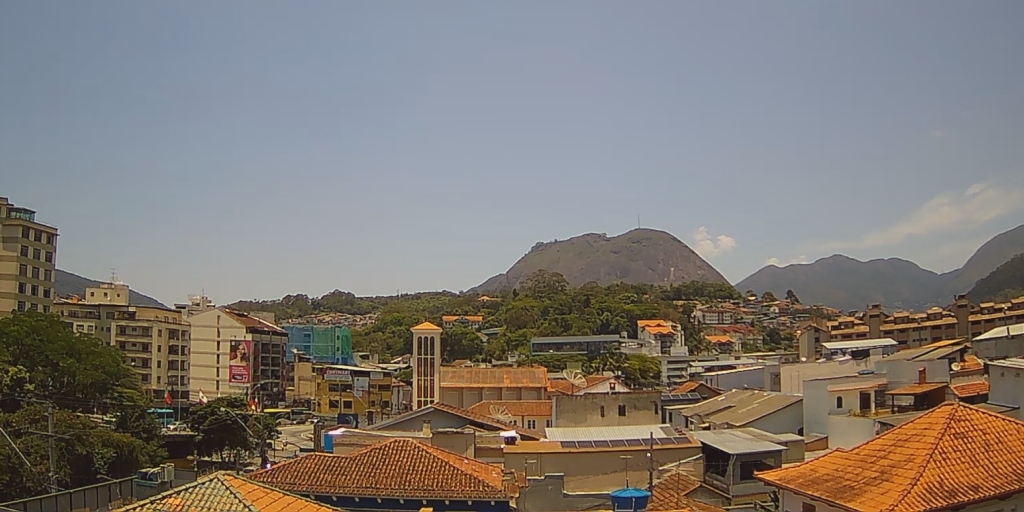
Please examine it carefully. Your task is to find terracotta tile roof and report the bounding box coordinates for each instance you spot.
[757,402,1024,512]
[885,382,946,395]
[441,315,483,322]
[950,380,989,398]
[116,472,335,512]
[440,367,548,388]
[670,381,703,394]
[704,335,733,344]
[643,325,677,335]
[223,309,287,334]
[958,354,984,372]
[649,471,725,512]
[466,400,552,418]
[411,321,441,331]
[249,438,517,501]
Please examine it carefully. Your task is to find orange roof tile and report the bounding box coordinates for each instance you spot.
[704,335,733,344]
[467,400,552,418]
[670,381,703,394]
[643,325,677,335]
[249,438,517,501]
[411,321,441,331]
[958,354,984,372]
[441,367,548,388]
[648,471,724,512]
[116,472,336,512]
[950,380,989,398]
[885,382,946,395]
[638,319,671,327]
[223,309,287,334]
[441,315,484,322]
[757,402,1024,512]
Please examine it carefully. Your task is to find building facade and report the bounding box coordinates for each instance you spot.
[282,324,353,364]
[0,196,58,316]
[188,308,287,406]
[53,282,191,405]
[411,321,442,410]
[292,362,392,425]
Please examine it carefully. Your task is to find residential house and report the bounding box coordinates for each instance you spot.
[440,367,548,408]
[757,402,1024,512]
[249,438,521,512]
[441,315,484,330]
[53,282,192,406]
[368,402,545,441]
[467,400,553,431]
[638,319,687,356]
[989,358,1024,421]
[693,308,734,325]
[0,196,58,317]
[973,322,1024,360]
[647,470,727,511]
[669,381,723,400]
[701,366,766,392]
[704,325,757,345]
[669,389,803,435]
[689,429,787,508]
[551,391,662,428]
[796,324,828,362]
[188,308,288,406]
[113,472,338,512]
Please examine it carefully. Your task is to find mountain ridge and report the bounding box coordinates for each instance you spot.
[470,228,731,293]
[735,224,1024,310]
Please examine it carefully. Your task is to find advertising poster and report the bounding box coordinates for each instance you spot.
[323,368,352,382]
[229,339,252,384]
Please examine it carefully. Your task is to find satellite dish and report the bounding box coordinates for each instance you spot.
[489,405,515,424]
[561,369,588,390]
[951,362,962,372]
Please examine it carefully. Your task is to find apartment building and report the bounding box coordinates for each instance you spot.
[188,308,288,407]
[826,295,1024,347]
[0,196,58,316]
[53,281,191,405]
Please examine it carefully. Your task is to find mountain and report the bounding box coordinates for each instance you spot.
[470,228,731,293]
[54,269,167,308]
[735,223,1024,311]
[968,253,1024,303]
[736,255,945,311]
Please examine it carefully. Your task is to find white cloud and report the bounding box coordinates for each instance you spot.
[693,226,737,259]
[765,255,808,267]
[822,180,1024,250]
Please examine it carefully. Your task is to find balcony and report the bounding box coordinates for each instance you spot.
[116,331,153,339]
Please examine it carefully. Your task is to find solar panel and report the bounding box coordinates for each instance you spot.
[610,439,628,447]
[624,439,644,447]
[578,440,595,448]
[560,441,575,449]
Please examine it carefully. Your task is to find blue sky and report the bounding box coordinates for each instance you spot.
[2,1,1023,305]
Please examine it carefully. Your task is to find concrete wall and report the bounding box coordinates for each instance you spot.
[516,474,608,512]
[990,364,1024,421]
[440,386,546,409]
[974,335,1024,360]
[825,415,876,449]
[506,446,702,493]
[746,402,804,435]
[703,367,766,391]
[877,359,950,389]
[551,392,661,428]
[780,357,879,394]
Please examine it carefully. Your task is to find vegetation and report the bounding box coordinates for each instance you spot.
[0,312,165,503]
[186,396,279,469]
[968,253,1024,303]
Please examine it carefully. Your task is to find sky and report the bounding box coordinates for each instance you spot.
[2,1,1023,306]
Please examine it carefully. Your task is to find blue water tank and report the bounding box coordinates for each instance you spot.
[610,487,651,512]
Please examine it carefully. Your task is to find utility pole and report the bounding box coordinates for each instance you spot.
[647,432,655,492]
[47,403,57,492]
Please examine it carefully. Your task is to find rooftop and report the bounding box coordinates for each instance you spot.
[670,381,720,395]
[547,374,619,395]
[249,438,517,501]
[223,309,287,334]
[881,339,966,362]
[987,358,1024,370]
[530,334,624,343]
[648,470,725,512]
[411,321,441,331]
[544,424,678,442]
[757,402,1024,512]
[975,322,1024,341]
[115,472,336,512]
[440,367,548,388]
[820,338,897,351]
[690,429,787,455]
[678,389,802,428]
[950,380,989,399]
[885,382,947,396]
[367,402,545,440]
[466,400,552,418]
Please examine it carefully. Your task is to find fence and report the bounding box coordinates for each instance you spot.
[0,469,200,512]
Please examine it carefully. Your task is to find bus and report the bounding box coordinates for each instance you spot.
[147,408,175,427]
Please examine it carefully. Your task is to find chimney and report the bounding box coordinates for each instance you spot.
[421,420,431,437]
[918,367,926,385]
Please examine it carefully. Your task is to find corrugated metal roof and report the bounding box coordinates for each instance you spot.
[691,429,786,455]
[680,389,802,427]
[821,338,897,351]
[544,424,676,442]
[975,323,1024,341]
[989,358,1024,370]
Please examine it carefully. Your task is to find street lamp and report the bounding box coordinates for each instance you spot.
[620,455,633,488]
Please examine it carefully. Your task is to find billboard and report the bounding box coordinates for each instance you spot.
[229,339,252,385]
[323,368,353,382]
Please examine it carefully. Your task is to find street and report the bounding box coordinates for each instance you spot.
[272,423,315,461]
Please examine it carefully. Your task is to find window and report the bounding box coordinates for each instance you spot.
[141,359,151,368]
[20,245,28,257]
[157,344,161,353]
[17,301,26,312]
[141,374,150,384]
[801,502,816,512]
[45,252,53,263]
[18,282,26,294]
[600,406,605,418]
[836,396,844,409]
[157,360,161,368]
[654,403,659,415]
[42,305,50,313]
[609,382,616,391]
[19,264,27,277]
[328,383,340,393]
[21,227,30,239]
[156,376,161,384]
[87,325,95,333]
[526,419,537,430]
[44,269,51,281]
[168,360,178,370]
[30,284,38,296]
[329,399,340,409]
[119,342,127,350]
[42,288,50,299]
[32,248,40,260]
[381,400,390,409]
[342,400,353,411]
[618,404,627,416]
[545,419,552,428]
[45,233,53,245]
[31,267,39,279]
[29,303,38,311]
[34,231,42,243]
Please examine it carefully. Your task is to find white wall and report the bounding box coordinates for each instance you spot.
[704,366,765,391]
[747,402,804,435]
[877,359,950,389]
[780,357,879,394]
[990,364,1024,421]
[825,415,876,449]
[801,375,880,437]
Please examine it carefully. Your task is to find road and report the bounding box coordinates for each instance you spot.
[272,423,315,461]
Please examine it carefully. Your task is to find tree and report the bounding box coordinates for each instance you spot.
[785,289,801,304]
[761,291,777,303]
[441,325,484,363]
[186,396,279,468]
[764,327,783,348]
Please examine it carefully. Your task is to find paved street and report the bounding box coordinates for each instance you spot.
[272,423,315,461]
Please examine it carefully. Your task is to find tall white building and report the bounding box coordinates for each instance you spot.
[411,321,442,410]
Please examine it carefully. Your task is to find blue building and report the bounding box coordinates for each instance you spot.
[284,324,353,365]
